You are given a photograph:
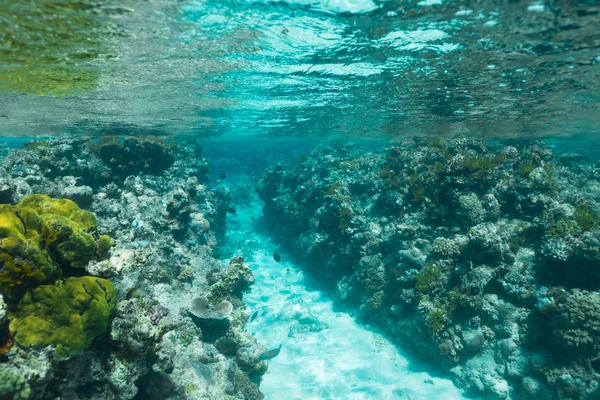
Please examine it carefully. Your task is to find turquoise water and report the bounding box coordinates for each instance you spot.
[1,0,599,138]
[1,1,600,400]
[226,200,468,400]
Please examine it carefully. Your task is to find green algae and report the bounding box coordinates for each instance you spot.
[416,264,442,293]
[0,0,109,96]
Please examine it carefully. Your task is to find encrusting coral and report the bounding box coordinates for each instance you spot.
[9,276,116,360]
[0,365,31,399]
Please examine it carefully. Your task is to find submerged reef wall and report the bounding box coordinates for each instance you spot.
[257,139,600,400]
[0,138,266,400]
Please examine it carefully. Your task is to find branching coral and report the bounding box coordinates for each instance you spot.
[0,366,31,399]
[550,290,600,359]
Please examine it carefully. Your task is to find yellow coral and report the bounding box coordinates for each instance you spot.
[0,195,107,298]
[9,276,117,359]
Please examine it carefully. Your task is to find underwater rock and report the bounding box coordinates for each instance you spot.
[547,289,600,359]
[207,256,255,301]
[53,176,94,208]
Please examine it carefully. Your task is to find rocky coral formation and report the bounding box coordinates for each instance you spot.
[88,137,177,179]
[0,139,264,400]
[257,139,600,399]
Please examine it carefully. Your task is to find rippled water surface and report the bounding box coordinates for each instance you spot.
[1,0,599,138]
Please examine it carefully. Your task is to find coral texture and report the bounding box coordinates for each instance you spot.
[10,276,116,359]
[0,194,104,298]
[257,139,600,399]
[0,139,264,400]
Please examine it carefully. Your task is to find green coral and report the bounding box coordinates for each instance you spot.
[0,194,104,297]
[463,155,496,177]
[545,219,582,238]
[0,204,58,297]
[0,366,31,399]
[518,160,536,177]
[544,206,599,238]
[96,234,112,260]
[9,276,116,359]
[428,309,445,336]
[574,206,599,232]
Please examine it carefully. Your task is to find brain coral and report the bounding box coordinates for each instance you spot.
[9,276,116,359]
[0,194,103,298]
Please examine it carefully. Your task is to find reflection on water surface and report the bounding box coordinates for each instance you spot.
[0,0,599,138]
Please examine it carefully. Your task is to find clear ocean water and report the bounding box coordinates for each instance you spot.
[1,1,599,400]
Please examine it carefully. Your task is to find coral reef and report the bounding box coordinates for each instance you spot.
[257,139,600,399]
[88,138,176,178]
[0,139,264,400]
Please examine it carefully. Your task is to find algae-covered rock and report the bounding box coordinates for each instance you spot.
[9,276,116,359]
[207,256,254,302]
[0,194,105,297]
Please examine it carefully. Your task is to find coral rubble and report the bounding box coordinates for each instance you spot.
[257,139,600,399]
